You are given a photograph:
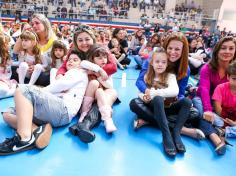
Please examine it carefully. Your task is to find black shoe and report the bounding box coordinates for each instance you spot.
[33,123,52,149]
[175,143,186,153]
[0,133,35,155]
[172,131,186,153]
[77,129,95,143]
[69,123,95,143]
[69,123,79,136]
[163,140,177,157]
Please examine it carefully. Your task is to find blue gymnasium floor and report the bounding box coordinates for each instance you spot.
[0,60,236,176]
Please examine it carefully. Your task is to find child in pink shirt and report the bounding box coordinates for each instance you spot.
[210,61,236,137]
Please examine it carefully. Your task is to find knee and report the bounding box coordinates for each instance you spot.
[181,98,192,108]
[19,62,29,70]
[2,112,12,124]
[129,98,139,111]
[129,98,145,112]
[95,88,103,97]
[89,80,100,89]
[34,64,43,72]
[152,96,164,104]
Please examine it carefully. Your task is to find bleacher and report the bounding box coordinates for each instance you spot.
[0,0,217,30]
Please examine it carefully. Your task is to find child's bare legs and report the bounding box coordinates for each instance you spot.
[96,88,117,133]
[79,80,99,122]
[18,62,29,84]
[14,88,34,140]
[2,112,38,132]
[181,127,205,140]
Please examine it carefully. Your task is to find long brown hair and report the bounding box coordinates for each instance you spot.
[163,32,189,80]
[209,36,236,71]
[0,33,10,70]
[20,30,42,64]
[51,40,67,67]
[144,47,169,88]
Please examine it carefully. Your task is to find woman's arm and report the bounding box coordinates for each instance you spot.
[177,67,190,99]
[198,64,213,112]
[136,59,149,93]
[213,101,222,116]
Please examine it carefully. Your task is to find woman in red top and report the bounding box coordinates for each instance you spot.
[56,25,117,78]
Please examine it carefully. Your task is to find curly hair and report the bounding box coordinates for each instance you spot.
[0,33,10,70]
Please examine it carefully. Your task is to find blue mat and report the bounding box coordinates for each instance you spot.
[0,60,235,176]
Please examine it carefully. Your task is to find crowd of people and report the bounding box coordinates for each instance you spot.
[0,13,235,158]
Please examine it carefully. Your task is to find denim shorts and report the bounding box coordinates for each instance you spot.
[16,84,70,127]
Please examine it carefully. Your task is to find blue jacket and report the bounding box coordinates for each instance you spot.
[135,59,190,100]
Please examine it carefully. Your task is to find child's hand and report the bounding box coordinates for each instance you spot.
[203,111,214,123]
[143,88,151,103]
[224,118,236,126]
[87,70,95,75]
[143,94,151,103]
[55,74,63,80]
[99,69,108,81]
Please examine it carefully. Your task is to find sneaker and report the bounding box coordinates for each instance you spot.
[195,129,205,140]
[33,123,52,149]
[0,133,35,155]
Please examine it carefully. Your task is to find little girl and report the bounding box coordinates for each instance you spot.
[135,48,182,157]
[109,38,127,70]
[50,40,68,83]
[17,31,45,85]
[0,33,17,98]
[79,44,118,135]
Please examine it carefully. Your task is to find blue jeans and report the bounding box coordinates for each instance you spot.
[212,113,236,138]
[133,55,143,67]
[192,96,217,136]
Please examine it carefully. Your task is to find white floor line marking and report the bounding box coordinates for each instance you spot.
[121,73,126,88]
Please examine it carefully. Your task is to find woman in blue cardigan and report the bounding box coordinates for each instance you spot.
[130,32,204,156]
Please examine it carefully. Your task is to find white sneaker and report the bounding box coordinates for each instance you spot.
[104,119,117,133]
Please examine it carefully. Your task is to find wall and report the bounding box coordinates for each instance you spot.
[218,0,236,32]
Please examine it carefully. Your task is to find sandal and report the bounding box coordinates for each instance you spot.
[133,118,149,130]
[215,142,226,155]
[215,127,225,137]
[215,127,233,147]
